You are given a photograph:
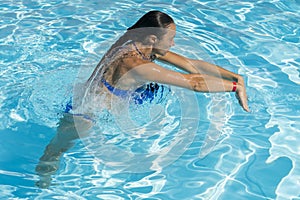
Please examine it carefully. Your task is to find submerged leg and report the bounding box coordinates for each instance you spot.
[35,113,93,188]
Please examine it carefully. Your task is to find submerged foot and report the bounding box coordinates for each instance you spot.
[35,175,52,189]
[35,160,60,189]
[35,153,61,189]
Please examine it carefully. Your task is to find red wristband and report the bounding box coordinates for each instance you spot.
[232,82,237,92]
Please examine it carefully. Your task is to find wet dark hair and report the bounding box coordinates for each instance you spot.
[127,10,174,30]
[126,10,174,41]
[105,10,175,54]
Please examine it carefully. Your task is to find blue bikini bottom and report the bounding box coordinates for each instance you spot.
[64,103,95,122]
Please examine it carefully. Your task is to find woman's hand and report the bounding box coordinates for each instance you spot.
[236,82,250,112]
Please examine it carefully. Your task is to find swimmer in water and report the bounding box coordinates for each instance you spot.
[35,10,250,188]
[86,10,249,111]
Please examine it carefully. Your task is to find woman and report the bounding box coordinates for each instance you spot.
[36,10,249,189]
[86,10,249,111]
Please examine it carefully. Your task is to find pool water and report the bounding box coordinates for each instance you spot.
[1,0,300,199]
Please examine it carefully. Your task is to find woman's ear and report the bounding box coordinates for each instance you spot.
[146,35,157,45]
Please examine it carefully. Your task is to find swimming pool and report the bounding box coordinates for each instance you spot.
[1,0,299,199]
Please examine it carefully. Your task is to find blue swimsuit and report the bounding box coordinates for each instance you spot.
[65,79,170,115]
[101,78,169,104]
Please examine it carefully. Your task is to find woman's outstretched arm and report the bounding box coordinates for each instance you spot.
[157,51,243,81]
[156,51,250,112]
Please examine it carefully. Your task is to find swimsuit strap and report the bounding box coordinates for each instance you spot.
[133,42,150,61]
[101,78,131,98]
[132,42,157,61]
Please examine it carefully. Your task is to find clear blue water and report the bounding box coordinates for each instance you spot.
[1,0,300,199]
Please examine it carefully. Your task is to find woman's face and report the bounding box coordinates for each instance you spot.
[153,23,176,55]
